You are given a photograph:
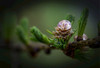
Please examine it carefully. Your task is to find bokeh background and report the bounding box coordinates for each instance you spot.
[0,0,100,68]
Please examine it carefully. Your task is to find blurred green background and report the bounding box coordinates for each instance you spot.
[0,0,100,68]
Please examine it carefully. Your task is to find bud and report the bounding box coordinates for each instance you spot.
[74,34,88,41]
[44,47,51,54]
[53,20,72,40]
[83,34,88,40]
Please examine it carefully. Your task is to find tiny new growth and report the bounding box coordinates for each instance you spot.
[17,8,100,61]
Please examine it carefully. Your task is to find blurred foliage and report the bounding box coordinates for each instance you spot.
[17,26,29,45]
[17,18,29,45]
[20,18,29,35]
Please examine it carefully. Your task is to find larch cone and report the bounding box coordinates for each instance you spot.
[53,20,73,40]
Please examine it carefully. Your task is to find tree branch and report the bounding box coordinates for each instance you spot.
[63,36,100,58]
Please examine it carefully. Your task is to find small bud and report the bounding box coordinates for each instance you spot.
[27,45,40,57]
[44,47,51,54]
[74,34,88,41]
[83,34,88,40]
